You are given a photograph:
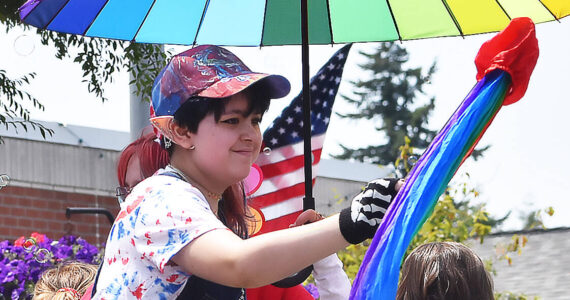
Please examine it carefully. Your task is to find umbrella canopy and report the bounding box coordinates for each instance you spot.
[18,0,570,46]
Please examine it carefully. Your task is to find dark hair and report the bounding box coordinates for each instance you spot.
[396,242,494,300]
[171,83,271,139]
[169,85,271,238]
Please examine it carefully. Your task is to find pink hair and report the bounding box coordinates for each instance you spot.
[117,133,169,187]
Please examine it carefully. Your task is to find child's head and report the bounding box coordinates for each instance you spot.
[33,262,97,300]
[396,242,493,300]
[117,132,169,189]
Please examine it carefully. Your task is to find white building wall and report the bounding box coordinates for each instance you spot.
[1,137,119,195]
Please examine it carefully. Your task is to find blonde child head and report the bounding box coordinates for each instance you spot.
[33,262,97,300]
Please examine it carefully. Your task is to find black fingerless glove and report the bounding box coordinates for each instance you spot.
[339,178,400,244]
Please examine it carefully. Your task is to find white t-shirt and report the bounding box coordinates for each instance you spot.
[93,169,227,299]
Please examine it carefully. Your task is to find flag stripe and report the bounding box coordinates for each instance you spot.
[260,149,322,179]
[260,196,304,221]
[256,212,302,235]
[249,179,316,208]
[256,134,326,166]
[254,164,320,197]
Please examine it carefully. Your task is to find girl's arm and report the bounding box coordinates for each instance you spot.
[172,214,346,288]
[171,177,400,288]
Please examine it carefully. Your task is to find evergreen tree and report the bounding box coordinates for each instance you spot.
[333,42,437,166]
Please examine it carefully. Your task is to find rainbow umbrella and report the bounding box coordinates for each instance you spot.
[17,0,570,45]
[350,17,539,299]
[17,0,570,212]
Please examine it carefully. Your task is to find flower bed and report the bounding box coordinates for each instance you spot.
[0,232,102,299]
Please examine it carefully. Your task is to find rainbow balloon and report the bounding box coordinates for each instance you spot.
[350,17,539,300]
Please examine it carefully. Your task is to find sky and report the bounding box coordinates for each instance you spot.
[1,19,569,230]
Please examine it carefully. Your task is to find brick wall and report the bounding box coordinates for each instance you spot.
[0,185,119,246]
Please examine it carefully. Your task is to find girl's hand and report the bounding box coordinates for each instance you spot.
[339,178,401,244]
[290,209,324,228]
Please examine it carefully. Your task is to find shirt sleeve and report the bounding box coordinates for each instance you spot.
[132,176,228,273]
[313,254,351,300]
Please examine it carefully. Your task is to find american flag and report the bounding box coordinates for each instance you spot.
[250,44,352,235]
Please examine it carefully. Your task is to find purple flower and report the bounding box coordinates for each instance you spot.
[58,235,77,246]
[1,271,14,284]
[304,283,319,299]
[11,286,24,300]
[1,233,103,299]
[75,239,99,264]
[54,245,73,260]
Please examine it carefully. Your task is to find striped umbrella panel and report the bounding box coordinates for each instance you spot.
[20,0,570,46]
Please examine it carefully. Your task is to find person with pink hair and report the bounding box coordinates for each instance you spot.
[115,131,169,202]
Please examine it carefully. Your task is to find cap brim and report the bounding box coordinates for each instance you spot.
[198,73,290,99]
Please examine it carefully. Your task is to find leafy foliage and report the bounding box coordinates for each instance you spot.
[36,30,167,103]
[0,70,52,143]
[520,206,555,230]
[1,1,168,140]
[495,291,540,300]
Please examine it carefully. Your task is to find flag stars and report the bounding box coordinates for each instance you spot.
[335,77,341,84]
[337,53,345,60]
[327,63,335,70]
[311,84,317,91]
[322,88,328,93]
[323,102,328,108]
[294,106,302,113]
[291,131,299,138]
[278,127,286,135]
[286,117,294,124]
[315,99,321,105]
[299,121,303,127]
[324,117,330,124]
[328,89,335,96]
[319,74,326,80]
[270,138,278,145]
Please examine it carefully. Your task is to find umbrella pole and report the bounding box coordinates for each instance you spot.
[301,0,315,211]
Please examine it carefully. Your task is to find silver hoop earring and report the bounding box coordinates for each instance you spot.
[189,145,196,150]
